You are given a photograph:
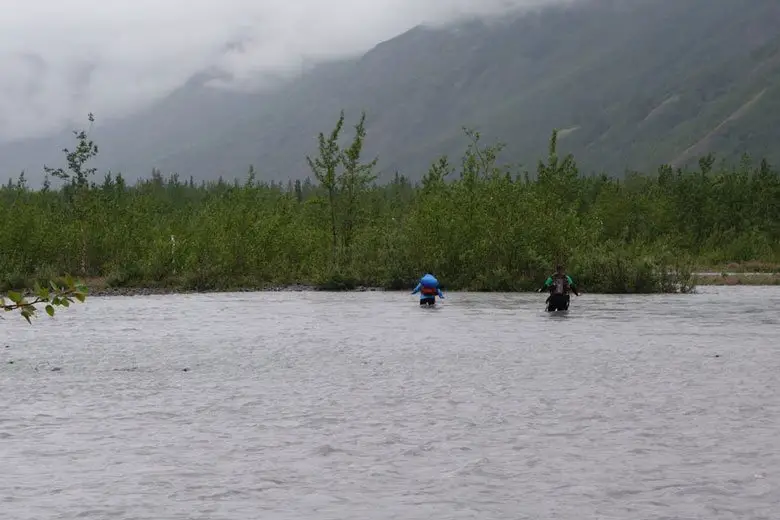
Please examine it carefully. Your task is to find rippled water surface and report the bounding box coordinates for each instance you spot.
[2,287,779,519]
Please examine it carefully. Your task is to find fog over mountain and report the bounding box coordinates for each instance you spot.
[3,0,779,185]
[0,0,571,141]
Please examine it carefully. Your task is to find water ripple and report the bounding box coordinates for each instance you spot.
[1,287,778,519]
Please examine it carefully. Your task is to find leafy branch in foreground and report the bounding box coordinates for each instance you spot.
[1,277,88,324]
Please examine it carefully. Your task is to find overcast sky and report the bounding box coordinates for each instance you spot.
[0,0,571,142]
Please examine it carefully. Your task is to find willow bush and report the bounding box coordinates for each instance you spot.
[1,113,778,294]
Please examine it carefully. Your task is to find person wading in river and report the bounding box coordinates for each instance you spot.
[412,272,445,306]
[538,265,579,311]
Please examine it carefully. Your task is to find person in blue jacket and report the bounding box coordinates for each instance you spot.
[412,273,444,306]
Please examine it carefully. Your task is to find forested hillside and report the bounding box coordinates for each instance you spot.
[2,0,779,184]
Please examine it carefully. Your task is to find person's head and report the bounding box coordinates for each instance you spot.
[555,264,564,275]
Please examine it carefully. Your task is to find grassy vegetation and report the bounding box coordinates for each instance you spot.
[1,113,778,295]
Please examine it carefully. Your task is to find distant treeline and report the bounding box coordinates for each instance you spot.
[1,112,778,293]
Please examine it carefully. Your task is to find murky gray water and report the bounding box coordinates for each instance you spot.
[2,287,779,519]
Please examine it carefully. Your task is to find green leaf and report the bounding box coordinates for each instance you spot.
[74,292,86,303]
[7,291,22,304]
[21,310,32,324]
[45,304,55,317]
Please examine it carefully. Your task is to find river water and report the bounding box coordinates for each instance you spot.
[1,287,779,519]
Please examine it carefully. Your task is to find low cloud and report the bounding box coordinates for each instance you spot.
[0,0,572,141]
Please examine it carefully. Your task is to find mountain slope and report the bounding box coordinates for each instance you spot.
[3,0,780,185]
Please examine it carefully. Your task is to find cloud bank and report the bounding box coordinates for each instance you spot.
[0,0,571,141]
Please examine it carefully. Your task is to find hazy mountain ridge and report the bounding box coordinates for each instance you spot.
[2,0,780,185]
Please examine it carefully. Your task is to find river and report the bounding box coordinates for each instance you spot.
[2,286,779,519]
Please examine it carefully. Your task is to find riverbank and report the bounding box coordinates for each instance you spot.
[692,272,780,286]
[696,261,779,273]
[75,271,778,297]
[80,277,387,297]
[690,260,779,285]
